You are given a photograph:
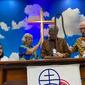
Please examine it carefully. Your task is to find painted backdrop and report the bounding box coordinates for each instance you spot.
[0,0,85,58]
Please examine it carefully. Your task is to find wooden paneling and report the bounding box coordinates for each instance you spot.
[0,58,85,85]
[0,69,3,85]
[6,69,26,81]
[3,80,27,85]
[80,66,85,78]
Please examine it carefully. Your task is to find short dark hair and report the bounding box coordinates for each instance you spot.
[49,25,58,34]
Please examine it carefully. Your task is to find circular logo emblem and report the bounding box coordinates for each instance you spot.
[39,68,60,85]
[38,68,70,85]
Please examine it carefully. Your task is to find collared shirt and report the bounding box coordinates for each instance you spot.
[41,38,70,58]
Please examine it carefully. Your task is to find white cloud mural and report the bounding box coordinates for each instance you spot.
[0,34,5,39]
[56,8,85,38]
[0,22,10,31]
[1,6,85,38]
[8,52,19,61]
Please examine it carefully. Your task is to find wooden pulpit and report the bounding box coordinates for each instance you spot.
[0,58,85,85]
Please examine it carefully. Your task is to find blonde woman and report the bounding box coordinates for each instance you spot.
[19,33,41,60]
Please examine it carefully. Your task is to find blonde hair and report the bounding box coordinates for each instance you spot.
[22,33,33,42]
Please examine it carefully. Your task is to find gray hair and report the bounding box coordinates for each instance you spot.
[22,33,33,42]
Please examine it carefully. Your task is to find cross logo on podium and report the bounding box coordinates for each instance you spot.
[39,68,70,85]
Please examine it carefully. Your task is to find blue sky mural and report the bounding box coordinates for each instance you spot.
[0,0,85,58]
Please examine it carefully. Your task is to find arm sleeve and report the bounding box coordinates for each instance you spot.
[19,46,27,58]
[41,41,47,58]
[72,41,78,52]
[63,39,71,57]
[41,41,50,58]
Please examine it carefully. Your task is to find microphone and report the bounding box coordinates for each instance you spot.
[52,48,57,56]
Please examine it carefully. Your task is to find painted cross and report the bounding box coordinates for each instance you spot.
[28,9,55,44]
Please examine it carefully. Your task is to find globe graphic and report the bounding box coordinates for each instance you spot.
[39,68,60,85]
